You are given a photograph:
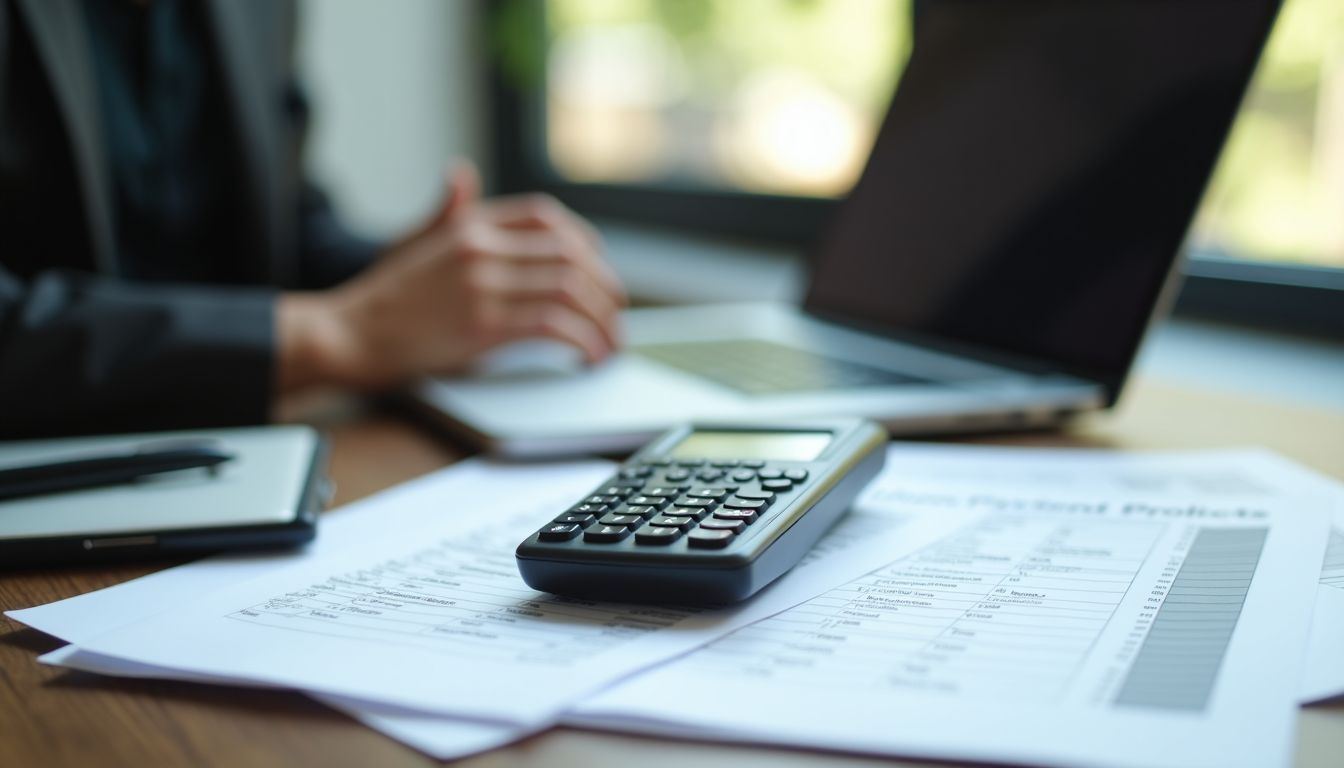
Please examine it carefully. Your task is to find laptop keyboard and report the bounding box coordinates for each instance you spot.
[634,339,927,395]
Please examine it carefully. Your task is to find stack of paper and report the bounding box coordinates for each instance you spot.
[12,456,980,755]
[10,445,1343,768]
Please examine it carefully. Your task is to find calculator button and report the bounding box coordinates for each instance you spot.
[635,526,682,545]
[539,523,582,542]
[723,497,768,511]
[584,525,632,543]
[760,479,794,492]
[712,508,758,525]
[675,459,705,467]
[553,513,596,526]
[628,495,670,508]
[709,459,739,467]
[687,488,729,500]
[646,458,673,467]
[668,506,709,521]
[643,486,686,498]
[784,469,809,482]
[730,469,756,482]
[757,469,784,480]
[598,513,642,527]
[740,460,766,468]
[664,469,692,482]
[571,503,609,514]
[586,495,622,506]
[619,505,659,519]
[696,469,725,482]
[599,486,639,497]
[618,467,653,479]
[734,491,775,502]
[673,496,716,509]
[699,518,745,533]
[687,528,735,549]
[649,514,695,531]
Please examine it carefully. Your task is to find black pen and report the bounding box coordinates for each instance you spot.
[0,441,236,501]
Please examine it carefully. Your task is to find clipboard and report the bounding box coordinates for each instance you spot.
[0,425,328,565]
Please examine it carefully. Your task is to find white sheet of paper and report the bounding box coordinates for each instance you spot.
[27,477,974,757]
[1322,528,1344,590]
[26,476,972,757]
[9,458,611,759]
[1303,582,1344,704]
[16,449,973,730]
[569,445,1334,768]
[9,458,590,642]
[35,644,522,760]
[14,445,1341,763]
[864,444,1344,703]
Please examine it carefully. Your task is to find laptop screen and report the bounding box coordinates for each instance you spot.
[803,0,1279,390]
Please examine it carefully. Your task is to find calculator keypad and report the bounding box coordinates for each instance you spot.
[531,456,810,549]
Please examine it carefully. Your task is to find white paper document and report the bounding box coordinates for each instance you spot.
[864,444,1344,703]
[16,451,972,730]
[11,453,967,757]
[1322,528,1344,591]
[12,444,1339,766]
[10,458,614,758]
[572,446,1333,768]
[1297,507,1344,703]
[9,458,598,644]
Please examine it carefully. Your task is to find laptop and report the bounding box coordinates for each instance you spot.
[414,0,1280,457]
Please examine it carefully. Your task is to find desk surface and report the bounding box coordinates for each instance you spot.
[3,377,1342,768]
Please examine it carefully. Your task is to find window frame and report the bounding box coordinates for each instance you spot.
[485,0,1344,339]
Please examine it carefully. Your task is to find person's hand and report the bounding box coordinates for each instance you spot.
[278,163,626,392]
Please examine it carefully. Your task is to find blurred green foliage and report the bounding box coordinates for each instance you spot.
[500,0,1341,266]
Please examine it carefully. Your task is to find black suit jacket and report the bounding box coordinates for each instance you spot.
[0,0,379,438]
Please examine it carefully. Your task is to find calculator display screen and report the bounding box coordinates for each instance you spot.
[669,431,832,462]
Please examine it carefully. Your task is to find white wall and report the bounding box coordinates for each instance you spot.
[295,0,487,240]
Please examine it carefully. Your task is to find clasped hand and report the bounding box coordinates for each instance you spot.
[279,163,627,392]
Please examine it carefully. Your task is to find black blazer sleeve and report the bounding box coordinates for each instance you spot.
[0,0,381,438]
[0,268,275,438]
[0,0,281,439]
[294,177,383,290]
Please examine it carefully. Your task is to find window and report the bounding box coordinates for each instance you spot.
[1177,0,1344,335]
[489,0,1343,335]
[1192,0,1344,272]
[542,0,908,197]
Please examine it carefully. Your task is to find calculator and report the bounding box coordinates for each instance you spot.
[515,419,887,603]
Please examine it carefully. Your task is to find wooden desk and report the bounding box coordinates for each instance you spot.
[4,377,1342,768]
